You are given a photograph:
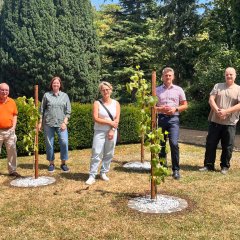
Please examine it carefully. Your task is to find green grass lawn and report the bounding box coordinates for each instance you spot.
[0,143,240,240]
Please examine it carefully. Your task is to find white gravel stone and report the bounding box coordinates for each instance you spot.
[128,194,188,213]
[10,176,56,187]
[123,161,151,170]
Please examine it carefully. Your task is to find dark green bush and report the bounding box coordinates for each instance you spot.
[1,100,212,159]
[180,101,210,130]
[12,102,141,157]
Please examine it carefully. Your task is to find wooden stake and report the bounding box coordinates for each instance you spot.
[34,85,39,179]
[151,70,157,199]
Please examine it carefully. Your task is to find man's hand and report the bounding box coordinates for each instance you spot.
[217,108,228,119]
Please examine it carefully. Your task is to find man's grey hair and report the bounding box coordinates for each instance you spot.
[162,67,174,75]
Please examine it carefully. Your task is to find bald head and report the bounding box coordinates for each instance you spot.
[225,67,237,86]
[0,83,10,101]
[0,83,9,90]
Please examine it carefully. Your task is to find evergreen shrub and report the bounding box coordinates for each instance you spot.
[180,101,210,130]
[1,100,214,159]
[12,102,141,157]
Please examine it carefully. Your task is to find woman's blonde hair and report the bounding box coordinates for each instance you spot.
[98,81,113,91]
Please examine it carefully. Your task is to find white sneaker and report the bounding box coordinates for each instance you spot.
[85,176,96,185]
[100,173,109,181]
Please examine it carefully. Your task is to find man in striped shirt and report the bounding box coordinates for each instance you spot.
[155,67,188,180]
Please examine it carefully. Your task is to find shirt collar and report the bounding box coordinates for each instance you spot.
[51,91,61,96]
[0,97,9,104]
[163,84,173,89]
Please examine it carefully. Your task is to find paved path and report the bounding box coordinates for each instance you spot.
[179,128,240,151]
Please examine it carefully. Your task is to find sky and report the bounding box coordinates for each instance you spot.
[91,0,210,10]
[91,0,118,9]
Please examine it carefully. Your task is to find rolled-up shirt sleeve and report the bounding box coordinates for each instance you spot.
[65,95,71,119]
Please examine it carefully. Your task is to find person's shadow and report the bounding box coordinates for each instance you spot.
[59,172,89,182]
[180,164,200,171]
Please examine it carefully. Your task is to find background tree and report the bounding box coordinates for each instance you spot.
[188,0,240,103]
[157,0,201,86]
[0,0,100,102]
[230,0,240,50]
[98,0,160,102]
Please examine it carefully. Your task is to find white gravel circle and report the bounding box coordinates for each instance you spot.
[128,194,188,213]
[123,161,151,170]
[10,176,56,187]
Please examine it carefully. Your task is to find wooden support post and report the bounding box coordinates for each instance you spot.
[34,85,39,179]
[151,70,157,199]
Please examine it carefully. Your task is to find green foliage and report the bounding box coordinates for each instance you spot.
[127,67,170,187]
[180,101,210,130]
[158,0,201,85]
[118,105,141,143]
[0,0,100,102]
[68,103,93,150]
[126,66,158,137]
[12,102,141,157]
[190,46,240,102]
[97,1,160,102]
[15,97,39,156]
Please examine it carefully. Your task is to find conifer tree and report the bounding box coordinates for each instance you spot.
[0,0,100,102]
[98,0,159,102]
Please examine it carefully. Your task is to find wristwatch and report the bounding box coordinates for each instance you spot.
[175,107,179,112]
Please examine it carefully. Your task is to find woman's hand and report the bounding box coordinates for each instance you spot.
[60,122,67,131]
[108,129,115,140]
[110,120,118,129]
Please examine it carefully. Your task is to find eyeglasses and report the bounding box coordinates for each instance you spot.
[0,89,9,92]
[101,88,111,92]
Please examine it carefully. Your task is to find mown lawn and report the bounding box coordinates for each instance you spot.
[0,143,239,240]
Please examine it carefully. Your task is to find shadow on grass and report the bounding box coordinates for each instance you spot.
[95,189,142,199]
[60,172,89,182]
[18,163,47,170]
[181,164,200,172]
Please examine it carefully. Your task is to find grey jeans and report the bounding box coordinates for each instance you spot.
[89,129,117,178]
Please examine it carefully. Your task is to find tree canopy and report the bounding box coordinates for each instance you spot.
[0,0,100,102]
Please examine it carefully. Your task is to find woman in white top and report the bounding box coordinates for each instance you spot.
[86,81,120,185]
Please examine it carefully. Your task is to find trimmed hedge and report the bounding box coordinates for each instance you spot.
[1,100,214,158]
[180,101,210,130]
[10,103,141,157]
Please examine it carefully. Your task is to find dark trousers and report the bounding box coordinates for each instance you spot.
[158,114,180,171]
[204,122,236,169]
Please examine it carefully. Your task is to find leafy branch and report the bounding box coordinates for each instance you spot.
[127,66,170,186]
[16,96,39,155]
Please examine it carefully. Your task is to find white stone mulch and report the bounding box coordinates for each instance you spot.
[128,194,188,214]
[123,161,151,170]
[10,176,56,188]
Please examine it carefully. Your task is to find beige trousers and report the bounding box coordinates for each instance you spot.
[0,129,17,173]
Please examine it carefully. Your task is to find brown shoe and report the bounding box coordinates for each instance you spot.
[9,172,21,178]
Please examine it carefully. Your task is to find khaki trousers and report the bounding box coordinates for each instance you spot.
[0,129,17,173]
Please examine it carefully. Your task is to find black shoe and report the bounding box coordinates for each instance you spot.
[9,172,21,178]
[172,170,180,180]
